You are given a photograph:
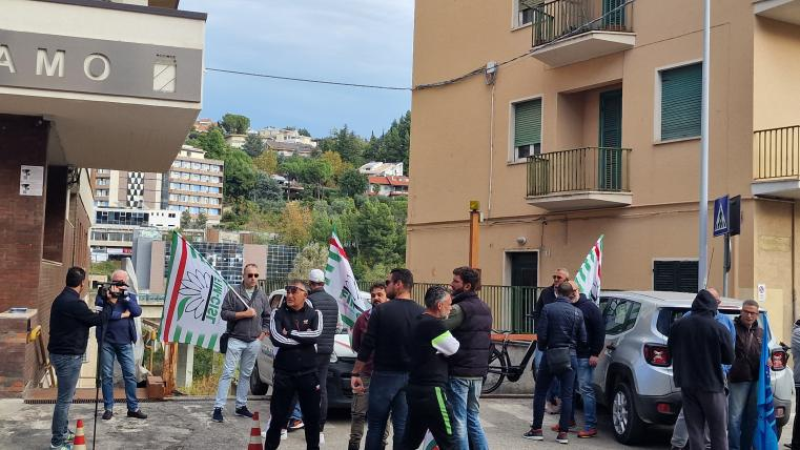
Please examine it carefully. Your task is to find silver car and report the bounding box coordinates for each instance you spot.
[594,291,794,445]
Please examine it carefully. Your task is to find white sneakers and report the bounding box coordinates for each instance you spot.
[319,432,325,445]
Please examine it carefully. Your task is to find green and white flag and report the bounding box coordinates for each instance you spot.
[159,232,237,352]
[575,235,604,304]
[325,230,369,329]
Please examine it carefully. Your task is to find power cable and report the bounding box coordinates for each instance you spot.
[205,67,411,91]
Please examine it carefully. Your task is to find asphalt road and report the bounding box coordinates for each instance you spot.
[0,397,792,449]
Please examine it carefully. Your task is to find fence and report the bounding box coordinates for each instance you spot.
[260,279,543,334]
[531,0,635,47]
[527,147,631,197]
[754,125,800,181]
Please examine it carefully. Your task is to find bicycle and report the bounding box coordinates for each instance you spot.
[482,328,538,394]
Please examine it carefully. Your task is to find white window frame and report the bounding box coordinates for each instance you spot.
[653,58,703,144]
[512,0,535,30]
[508,94,545,164]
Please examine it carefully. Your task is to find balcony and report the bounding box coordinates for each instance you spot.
[754,0,800,26]
[752,126,800,198]
[526,147,632,210]
[529,0,636,67]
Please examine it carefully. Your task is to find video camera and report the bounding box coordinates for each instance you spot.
[98,280,129,302]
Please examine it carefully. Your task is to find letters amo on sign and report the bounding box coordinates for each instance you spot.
[0,45,111,81]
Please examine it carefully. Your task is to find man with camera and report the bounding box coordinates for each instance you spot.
[95,270,146,420]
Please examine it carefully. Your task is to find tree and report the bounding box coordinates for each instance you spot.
[309,204,333,244]
[251,171,284,206]
[197,128,228,160]
[298,128,311,137]
[180,210,192,228]
[242,134,265,157]
[253,150,278,175]
[220,113,251,135]
[194,212,207,228]
[300,159,334,186]
[224,149,257,199]
[339,168,369,197]
[288,243,328,280]
[318,125,367,166]
[277,201,312,247]
[321,151,350,181]
[351,200,400,267]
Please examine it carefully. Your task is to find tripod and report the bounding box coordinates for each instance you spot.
[92,300,112,450]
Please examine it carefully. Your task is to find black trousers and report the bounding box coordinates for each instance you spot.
[265,370,321,450]
[316,353,330,431]
[681,388,728,450]
[792,388,800,450]
[400,384,456,450]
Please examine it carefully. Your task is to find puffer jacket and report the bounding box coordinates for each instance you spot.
[792,321,800,387]
[308,288,338,355]
[537,297,587,351]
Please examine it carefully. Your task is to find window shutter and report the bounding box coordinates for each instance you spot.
[654,260,699,293]
[515,99,542,148]
[660,63,702,141]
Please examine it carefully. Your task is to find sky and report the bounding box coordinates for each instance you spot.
[181,0,414,139]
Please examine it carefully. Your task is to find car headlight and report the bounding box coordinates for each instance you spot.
[330,353,338,364]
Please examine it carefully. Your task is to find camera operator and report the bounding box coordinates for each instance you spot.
[94,270,146,420]
[49,267,115,450]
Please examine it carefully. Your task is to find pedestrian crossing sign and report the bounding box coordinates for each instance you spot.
[713,195,729,237]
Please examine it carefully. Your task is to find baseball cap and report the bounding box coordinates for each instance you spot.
[309,269,325,284]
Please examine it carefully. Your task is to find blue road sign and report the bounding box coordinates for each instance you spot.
[713,195,729,237]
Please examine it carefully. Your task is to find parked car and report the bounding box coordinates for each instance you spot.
[250,288,369,409]
[592,291,794,445]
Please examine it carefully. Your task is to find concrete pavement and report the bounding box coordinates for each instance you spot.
[0,397,792,449]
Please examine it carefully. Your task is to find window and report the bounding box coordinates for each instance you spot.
[516,0,536,27]
[659,63,702,141]
[210,186,220,194]
[209,208,221,216]
[599,298,641,335]
[169,194,178,201]
[169,213,176,218]
[513,98,542,161]
[653,260,699,293]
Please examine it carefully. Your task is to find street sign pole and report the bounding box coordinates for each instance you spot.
[723,232,731,296]
[698,0,711,290]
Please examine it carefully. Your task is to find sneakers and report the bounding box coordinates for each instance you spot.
[127,409,148,419]
[102,410,113,421]
[212,408,224,423]
[235,406,253,418]
[550,422,577,433]
[319,432,325,445]
[556,431,569,444]
[49,443,73,450]
[523,428,544,441]
[578,428,597,438]
[288,419,305,431]
[260,429,289,440]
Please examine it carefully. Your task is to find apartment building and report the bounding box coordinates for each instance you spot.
[359,161,405,177]
[258,127,317,147]
[368,175,410,197]
[409,0,800,340]
[90,207,179,262]
[166,145,224,222]
[91,169,164,209]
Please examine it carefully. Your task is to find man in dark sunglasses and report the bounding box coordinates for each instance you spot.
[212,263,270,423]
[532,268,571,415]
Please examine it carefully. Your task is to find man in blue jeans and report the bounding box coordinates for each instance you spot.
[48,267,115,450]
[567,282,604,438]
[525,282,587,445]
[351,268,424,450]
[95,270,146,420]
[443,266,492,450]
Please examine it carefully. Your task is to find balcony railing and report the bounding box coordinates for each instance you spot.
[531,0,634,47]
[754,125,800,181]
[527,147,631,197]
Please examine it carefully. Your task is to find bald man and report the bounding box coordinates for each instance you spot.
[95,270,147,420]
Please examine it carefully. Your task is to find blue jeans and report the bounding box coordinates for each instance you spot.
[100,341,139,412]
[290,402,303,421]
[575,358,596,430]
[448,377,489,450]
[532,352,577,432]
[728,381,758,450]
[214,337,260,409]
[534,348,561,402]
[365,370,409,450]
[50,353,83,447]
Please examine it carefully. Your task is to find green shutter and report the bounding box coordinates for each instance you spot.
[661,63,702,141]
[514,99,542,147]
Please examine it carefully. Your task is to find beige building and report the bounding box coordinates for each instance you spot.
[91,169,164,209]
[408,0,800,340]
[167,145,224,222]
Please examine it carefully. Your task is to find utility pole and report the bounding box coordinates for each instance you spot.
[469,201,480,268]
[698,0,711,289]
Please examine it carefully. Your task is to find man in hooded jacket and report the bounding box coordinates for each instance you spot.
[668,289,735,450]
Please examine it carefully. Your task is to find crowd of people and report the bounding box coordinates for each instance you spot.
[44,263,800,450]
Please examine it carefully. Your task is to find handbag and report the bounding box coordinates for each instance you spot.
[546,308,578,375]
[219,332,230,354]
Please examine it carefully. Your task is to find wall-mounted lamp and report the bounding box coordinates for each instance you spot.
[516,236,527,246]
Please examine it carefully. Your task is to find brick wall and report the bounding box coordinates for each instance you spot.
[0,310,40,397]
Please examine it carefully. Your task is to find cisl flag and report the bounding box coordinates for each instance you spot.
[159,232,232,352]
[325,230,369,329]
[575,235,603,304]
[422,431,438,450]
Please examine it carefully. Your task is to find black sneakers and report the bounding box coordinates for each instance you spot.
[127,409,147,419]
[235,406,254,418]
[102,410,113,421]
[523,428,544,441]
[212,408,224,422]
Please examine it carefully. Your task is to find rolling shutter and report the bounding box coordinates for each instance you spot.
[653,260,699,293]
[514,99,542,147]
[660,63,702,141]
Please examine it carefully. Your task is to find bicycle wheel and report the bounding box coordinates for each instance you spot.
[482,345,508,395]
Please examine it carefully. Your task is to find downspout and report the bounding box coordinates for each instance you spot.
[486,61,498,219]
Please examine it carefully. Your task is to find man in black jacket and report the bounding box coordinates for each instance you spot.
[307,268,338,440]
[668,289,735,450]
[264,280,322,450]
[532,268,570,413]
[569,284,605,438]
[728,299,763,450]
[49,267,115,450]
[525,282,587,445]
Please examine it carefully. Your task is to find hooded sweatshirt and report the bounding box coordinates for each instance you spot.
[668,290,735,392]
[792,321,800,387]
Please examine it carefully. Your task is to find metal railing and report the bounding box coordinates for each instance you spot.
[754,125,800,181]
[530,0,634,47]
[527,147,631,197]
[261,279,543,334]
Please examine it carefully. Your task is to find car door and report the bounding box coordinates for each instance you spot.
[593,297,635,404]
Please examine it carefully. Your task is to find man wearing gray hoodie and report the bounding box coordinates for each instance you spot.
[789,320,800,450]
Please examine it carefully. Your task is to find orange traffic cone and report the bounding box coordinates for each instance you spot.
[247,411,264,450]
[73,419,87,450]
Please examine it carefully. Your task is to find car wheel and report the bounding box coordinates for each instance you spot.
[611,381,646,445]
[250,362,269,396]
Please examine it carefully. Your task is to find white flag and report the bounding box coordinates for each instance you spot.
[575,235,603,304]
[324,230,369,328]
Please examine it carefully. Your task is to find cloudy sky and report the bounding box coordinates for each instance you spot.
[181,0,414,138]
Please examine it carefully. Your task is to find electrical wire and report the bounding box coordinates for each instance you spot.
[205,67,411,91]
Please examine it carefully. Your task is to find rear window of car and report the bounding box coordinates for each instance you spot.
[656,307,742,337]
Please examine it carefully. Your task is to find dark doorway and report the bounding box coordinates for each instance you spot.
[508,252,538,332]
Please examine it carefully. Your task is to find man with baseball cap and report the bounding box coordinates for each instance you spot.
[307,268,338,444]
